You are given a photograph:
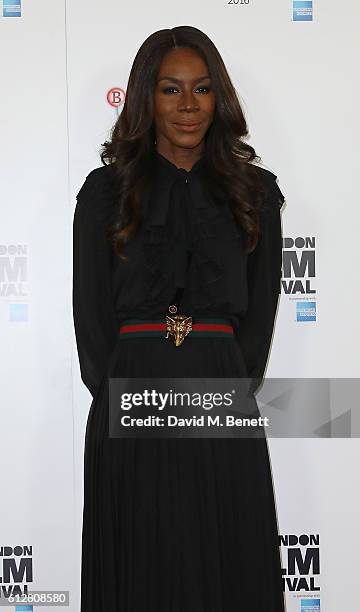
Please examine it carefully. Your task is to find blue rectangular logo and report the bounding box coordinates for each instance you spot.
[296,301,316,321]
[3,0,22,17]
[293,1,313,21]
[301,599,320,612]
[10,303,28,321]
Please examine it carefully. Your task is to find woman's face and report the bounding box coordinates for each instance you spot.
[153,46,216,154]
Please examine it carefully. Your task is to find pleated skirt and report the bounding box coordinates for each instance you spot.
[81,335,286,612]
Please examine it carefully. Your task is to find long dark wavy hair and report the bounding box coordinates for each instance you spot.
[100,25,266,260]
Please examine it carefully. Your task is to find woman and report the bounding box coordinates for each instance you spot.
[73,25,286,612]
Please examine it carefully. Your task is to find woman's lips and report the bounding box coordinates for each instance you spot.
[173,122,201,132]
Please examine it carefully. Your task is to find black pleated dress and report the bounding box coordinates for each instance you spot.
[73,150,286,612]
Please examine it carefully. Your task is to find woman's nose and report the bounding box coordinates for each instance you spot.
[178,90,200,110]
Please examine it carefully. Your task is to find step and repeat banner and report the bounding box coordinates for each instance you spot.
[1,2,359,611]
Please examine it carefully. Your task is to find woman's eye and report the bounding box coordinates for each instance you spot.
[162,87,178,94]
[162,86,211,94]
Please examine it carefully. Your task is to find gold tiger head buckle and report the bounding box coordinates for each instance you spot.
[165,306,192,347]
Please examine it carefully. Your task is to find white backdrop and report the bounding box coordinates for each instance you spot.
[1,1,359,611]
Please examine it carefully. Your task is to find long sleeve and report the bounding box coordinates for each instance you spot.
[235,169,285,394]
[72,169,119,398]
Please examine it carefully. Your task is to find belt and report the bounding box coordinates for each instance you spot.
[119,282,234,347]
[119,317,235,346]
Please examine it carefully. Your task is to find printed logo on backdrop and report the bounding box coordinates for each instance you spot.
[107,88,126,116]
[0,545,68,607]
[0,245,28,321]
[0,545,33,600]
[301,599,320,612]
[280,533,320,598]
[293,1,313,22]
[282,236,316,322]
[296,301,316,322]
[2,0,21,17]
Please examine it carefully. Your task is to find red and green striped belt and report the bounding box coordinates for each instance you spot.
[119,317,235,347]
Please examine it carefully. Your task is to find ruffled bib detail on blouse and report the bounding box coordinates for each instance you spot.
[139,151,244,312]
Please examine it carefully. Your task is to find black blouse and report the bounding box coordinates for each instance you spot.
[73,151,285,397]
